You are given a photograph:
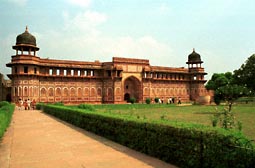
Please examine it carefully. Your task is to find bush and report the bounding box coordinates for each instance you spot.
[0,102,15,139]
[36,103,44,110]
[41,104,255,168]
[77,104,95,111]
[145,98,151,104]
[154,97,159,103]
[0,101,10,108]
[129,97,136,104]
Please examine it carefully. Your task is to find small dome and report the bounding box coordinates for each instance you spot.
[16,26,37,46]
[188,48,202,63]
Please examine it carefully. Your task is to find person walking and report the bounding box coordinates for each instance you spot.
[24,100,28,110]
[178,97,182,104]
[18,98,23,110]
[32,99,36,110]
[27,99,31,110]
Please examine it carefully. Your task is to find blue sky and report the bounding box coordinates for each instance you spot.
[1,0,255,80]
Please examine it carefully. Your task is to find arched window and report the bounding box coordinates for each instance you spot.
[170,88,173,95]
[41,88,47,97]
[24,87,28,96]
[115,87,121,95]
[107,88,113,97]
[30,87,33,97]
[84,87,89,96]
[56,88,61,97]
[48,88,54,97]
[91,88,96,97]
[34,87,38,96]
[166,88,169,95]
[144,87,149,95]
[97,88,102,97]
[19,87,22,96]
[161,88,165,95]
[14,87,18,96]
[63,88,69,97]
[70,88,76,97]
[157,88,160,95]
[152,88,156,95]
[78,88,82,97]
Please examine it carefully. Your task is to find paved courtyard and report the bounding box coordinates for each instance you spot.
[0,109,176,168]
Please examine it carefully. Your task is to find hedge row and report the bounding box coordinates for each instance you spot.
[40,104,255,168]
[0,101,15,139]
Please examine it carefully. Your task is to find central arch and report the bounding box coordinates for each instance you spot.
[123,76,142,103]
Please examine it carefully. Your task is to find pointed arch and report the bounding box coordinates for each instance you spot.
[123,76,142,102]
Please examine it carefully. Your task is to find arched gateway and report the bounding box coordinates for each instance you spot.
[124,76,142,103]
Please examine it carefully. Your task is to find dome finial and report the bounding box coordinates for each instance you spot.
[193,48,195,52]
[25,26,28,32]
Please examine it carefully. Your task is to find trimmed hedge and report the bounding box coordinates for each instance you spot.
[0,101,15,139]
[41,104,255,168]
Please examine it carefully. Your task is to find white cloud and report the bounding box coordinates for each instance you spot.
[102,36,172,60]
[40,32,173,67]
[6,0,28,6]
[67,0,91,8]
[38,9,174,68]
[63,10,107,37]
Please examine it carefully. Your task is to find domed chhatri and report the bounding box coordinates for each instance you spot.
[16,26,37,46]
[12,26,39,54]
[187,48,203,63]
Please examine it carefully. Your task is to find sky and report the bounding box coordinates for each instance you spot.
[1,0,255,80]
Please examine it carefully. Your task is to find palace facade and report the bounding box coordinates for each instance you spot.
[6,27,211,104]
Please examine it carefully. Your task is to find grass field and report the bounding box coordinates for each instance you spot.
[93,103,255,140]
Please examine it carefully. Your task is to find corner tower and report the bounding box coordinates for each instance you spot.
[7,27,41,103]
[186,49,207,101]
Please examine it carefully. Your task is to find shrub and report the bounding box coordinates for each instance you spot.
[212,107,242,131]
[211,115,219,127]
[36,103,44,110]
[0,101,10,108]
[145,98,151,104]
[0,102,15,139]
[129,97,136,104]
[154,97,159,103]
[77,104,95,111]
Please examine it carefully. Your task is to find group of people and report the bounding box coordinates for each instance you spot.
[17,98,36,110]
[158,97,182,104]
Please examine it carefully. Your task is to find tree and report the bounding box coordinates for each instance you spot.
[205,72,233,90]
[206,72,234,104]
[215,84,248,111]
[233,54,255,92]
[206,72,250,106]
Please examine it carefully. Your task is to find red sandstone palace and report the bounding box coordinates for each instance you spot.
[6,27,211,104]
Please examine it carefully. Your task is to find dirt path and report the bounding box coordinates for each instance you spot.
[0,109,177,168]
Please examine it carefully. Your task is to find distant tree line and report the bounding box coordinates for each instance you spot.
[206,54,255,107]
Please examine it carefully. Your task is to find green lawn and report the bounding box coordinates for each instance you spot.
[93,103,255,140]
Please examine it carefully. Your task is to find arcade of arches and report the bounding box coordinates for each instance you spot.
[6,28,213,104]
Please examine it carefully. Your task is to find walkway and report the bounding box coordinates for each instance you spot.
[0,109,177,168]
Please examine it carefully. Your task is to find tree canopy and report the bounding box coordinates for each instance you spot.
[205,72,233,90]
[233,54,255,92]
[206,72,249,105]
